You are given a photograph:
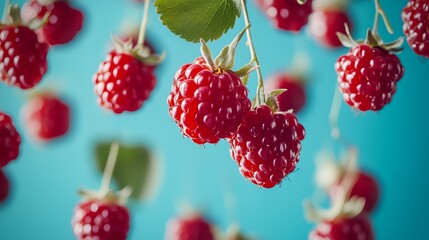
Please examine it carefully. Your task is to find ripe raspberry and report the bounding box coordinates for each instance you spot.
[402,0,429,58]
[229,105,305,188]
[167,57,251,144]
[0,25,49,89]
[335,44,404,111]
[264,73,306,114]
[330,171,379,213]
[22,94,70,141]
[255,0,313,32]
[0,112,21,167]
[309,214,374,240]
[0,169,10,203]
[22,0,84,46]
[309,10,352,48]
[165,215,214,240]
[72,199,130,240]
[94,50,156,113]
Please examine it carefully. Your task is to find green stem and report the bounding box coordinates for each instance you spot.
[137,0,150,47]
[2,0,10,22]
[240,0,265,106]
[329,86,342,140]
[372,0,393,35]
[99,142,120,195]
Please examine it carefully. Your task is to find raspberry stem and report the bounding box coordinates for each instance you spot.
[137,0,150,47]
[239,0,265,106]
[99,142,120,195]
[329,86,342,140]
[372,0,393,35]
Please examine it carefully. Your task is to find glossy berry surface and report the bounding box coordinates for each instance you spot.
[309,215,374,240]
[0,25,49,89]
[265,73,306,114]
[229,105,305,188]
[23,94,70,141]
[165,215,214,240]
[255,0,313,32]
[0,112,21,167]
[335,44,404,111]
[330,171,379,213]
[167,57,251,144]
[94,50,156,114]
[309,10,352,48]
[23,0,84,46]
[0,170,9,203]
[402,0,429,58]
[72,200,130,240]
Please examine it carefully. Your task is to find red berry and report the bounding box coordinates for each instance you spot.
[165,215,214,240]
[309,10,352,48]
[94,50,156,113]
[229,105,305,188]
[72,200,130,240]
[255,0,313,32]
[23,0,84,46]
[264,73,306,114]
[0,25,49,89]
[22,94,70,141]
[167,57,251,144]
[0,112,21,167]
[0,169,10,203]
[309,214,374,240]
[402,0,429,58]
[330,171,379,213]
[335,44,404,111]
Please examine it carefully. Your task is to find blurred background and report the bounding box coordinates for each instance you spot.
[0,0,428,239]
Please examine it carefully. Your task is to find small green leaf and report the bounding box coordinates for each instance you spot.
[95,142,161,201]
[266,96,279,112]
[155,0,241,43]
[268,88,287,98]
[235,63,258,77]
[200,39,216,69]
[365,29,379,47]
[241,74,249,85]
[215,26,249,70]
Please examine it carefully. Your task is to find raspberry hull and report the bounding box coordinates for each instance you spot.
[402,0,429,58]
[167,57,251,144]
[229,105,305,188]
[335,44,404,111]
[0,112,21,167]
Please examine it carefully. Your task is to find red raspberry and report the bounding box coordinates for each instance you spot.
[0,169,10,203]
[309,10,352,48]
[330,171,379,213]
[309,214,374,240]
[0,25,49,89]
[22,94,70,141]
[167,57,251,144]
[255,0,313,32]
[229,105,305,188]
[0,112,21,167]
[22,0,84,46]
[71,199,130,240]
[165,215,214,240]
[264,73,306,114]
[94,50,156,113]
[335,44,404,111]
[402,0,429,58]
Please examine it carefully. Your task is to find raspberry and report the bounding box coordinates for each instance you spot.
[22,94,70,141]
[0,112,21,167]
[255,0,313,32]
[0,169,10,203]
[309,214,374,240]
[264,73,306,114]
[335,44,404,111]
[402,0,429,58]
[309,10,352,48]
[0,25,49,89]
[71,200,130,240]
[330,171,379,213]
[22,0,84,46]
[229,105,305,188]
[167,57,251,144]
[94,50,156,113]
[165,215,214,240]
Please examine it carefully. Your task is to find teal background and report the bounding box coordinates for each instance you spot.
[0,0,428,239]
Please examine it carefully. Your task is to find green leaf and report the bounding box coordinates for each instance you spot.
[155,0,241,43]
[95,142,161,201]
